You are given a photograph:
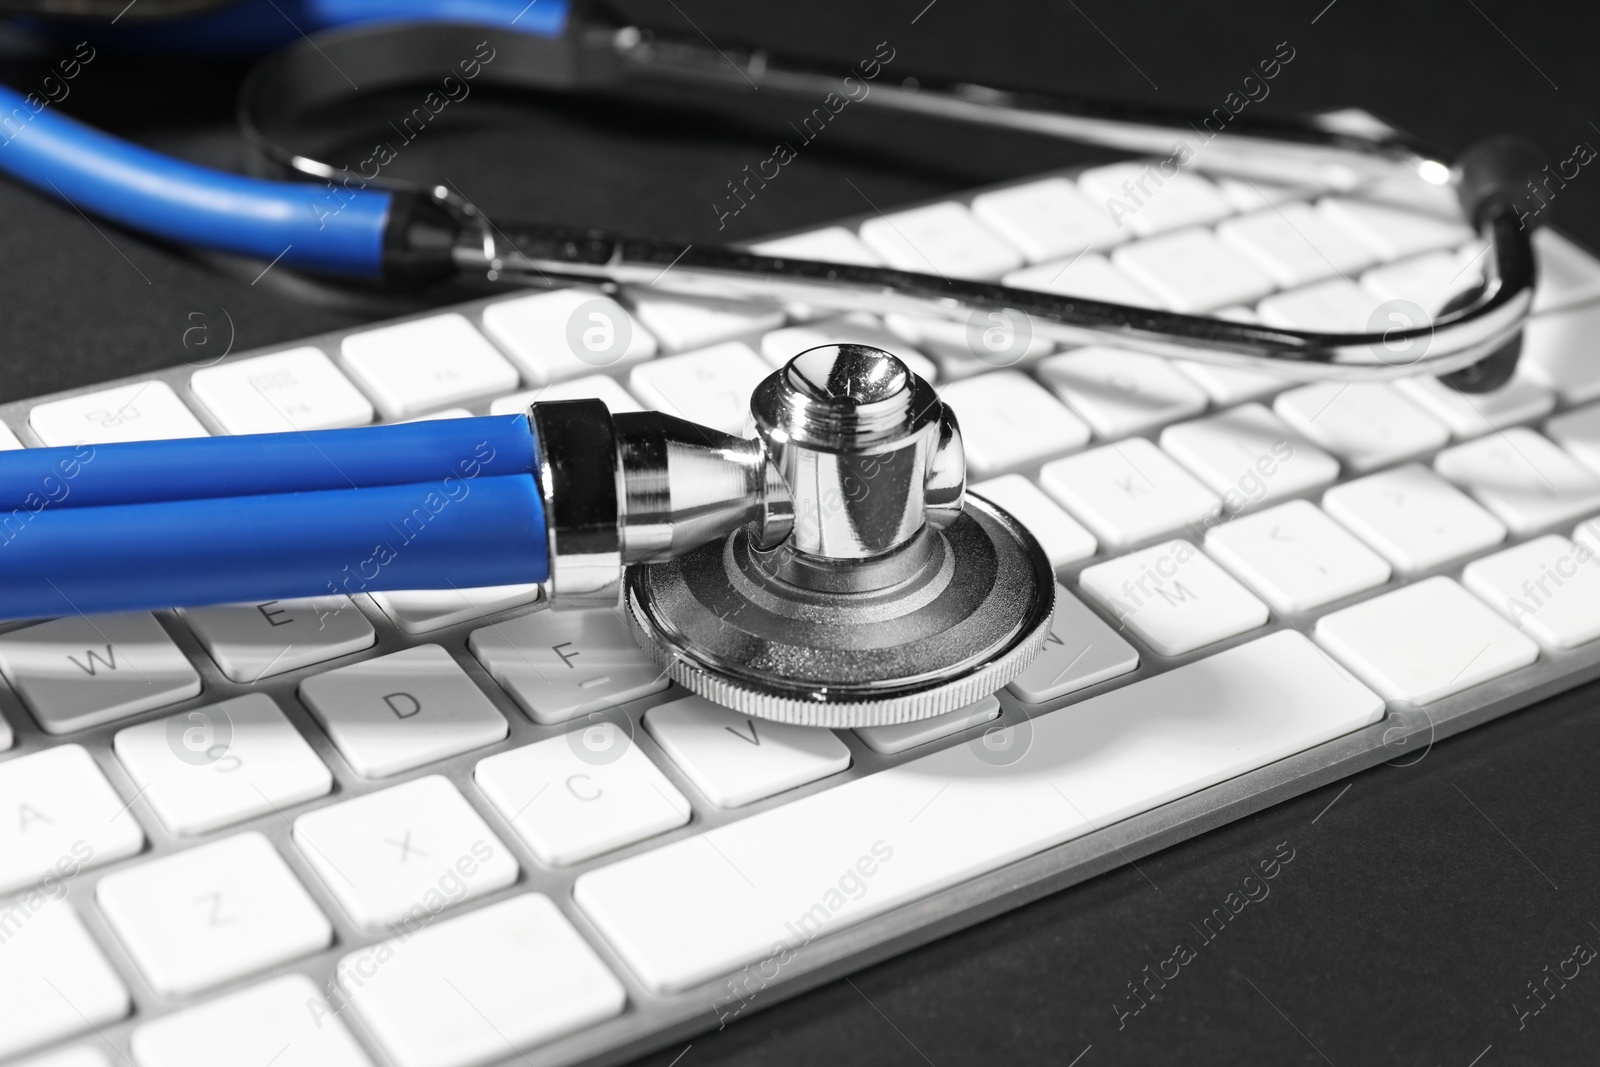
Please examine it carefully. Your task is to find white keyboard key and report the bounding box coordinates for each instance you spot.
[1576,517,1600,556]
[1521,302,1600,405]
[371,583,542,634]
[1547,401,1600,476]
[1395,373,1555,440]
[854,696,1000,756]
[1205,499,1391,614]
[338,895,624,1067]
[0,744,143,895]
[1434,428,1600,534]
[857,201,1023,280]
[629,341,770,434]
[16,1049,111,1067]
[488,374,643,415]
[1038,346,1208,439]
[970,177,1126,261]
[747,226,884,266]
[130,974,373,1067]
[758,314,937,382]
[1358,170,1466,214]
[481,290,657,384]
[880,313,1054,380]
[189,347,374,434]
[1005,584,1140,703]
[1464,535,1600,650]
[469,608,668,724]
[1359,250,1482,317]
[1079,540,1268,656]
[576,630,1381,994]
[1111,229,1275,312]
[1215,177,1314,212]
[625,292,785,352]
[1002,252,1162,306]
[1257,278,1381,332]
[1322,464,1506,574]
[1532,228,1600,313]
[97,831,331,996]
[1173,310,1288,405]
[1317,198,1473,259]
[0,421,21,449]
[1160,402,1341,511]
[341,313,519,418]
[0,612,201,735]
[0,901,129,1061]
[1039,438,1220,551]
[1077,163,1231,235]
[939,371,1091,474]
[113,693,332,836]
[1316,577,1538,704]
[299,644,508,777]
[1175,359,1287,405]
[294,775,517,929]
[183,595,374,682]
[401,407,473,421]
[1217,202,1375,287]
[1273,381,1449,473]
[30,380,208,446]
[476,734,691,866]
[969,475,1097,567]
[644,695,851,808]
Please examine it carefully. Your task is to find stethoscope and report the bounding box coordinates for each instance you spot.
[0,0,1550,723]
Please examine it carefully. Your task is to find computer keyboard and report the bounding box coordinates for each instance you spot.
[5,148,1600,1067]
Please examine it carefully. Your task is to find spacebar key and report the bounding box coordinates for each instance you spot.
[574,631,1383,994]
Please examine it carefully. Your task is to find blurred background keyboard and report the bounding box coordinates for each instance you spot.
[4,155,1600,1067]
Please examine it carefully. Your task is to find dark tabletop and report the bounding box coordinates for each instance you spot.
[5,1,1600,1064]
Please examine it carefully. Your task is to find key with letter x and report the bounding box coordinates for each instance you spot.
[293,775,518,929]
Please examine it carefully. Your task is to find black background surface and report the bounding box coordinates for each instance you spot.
[5,2,1600,1064]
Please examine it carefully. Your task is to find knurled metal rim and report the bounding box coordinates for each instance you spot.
[623,499,1057,727]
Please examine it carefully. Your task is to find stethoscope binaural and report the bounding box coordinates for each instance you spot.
[0,0,1556,723]
[0,0,1549,390]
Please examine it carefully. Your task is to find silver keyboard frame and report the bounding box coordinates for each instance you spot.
[4,168,1600,1067]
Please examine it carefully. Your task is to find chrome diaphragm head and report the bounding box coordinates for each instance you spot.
[625,344,1055,727]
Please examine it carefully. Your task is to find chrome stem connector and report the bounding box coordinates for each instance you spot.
[527,401,793,606]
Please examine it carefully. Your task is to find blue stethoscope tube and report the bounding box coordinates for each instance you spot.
[0,0,570,277]
[0,416,549,618]
[0,82,395,277]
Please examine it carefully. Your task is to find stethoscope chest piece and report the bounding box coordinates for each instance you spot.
[625,345,1056,727]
